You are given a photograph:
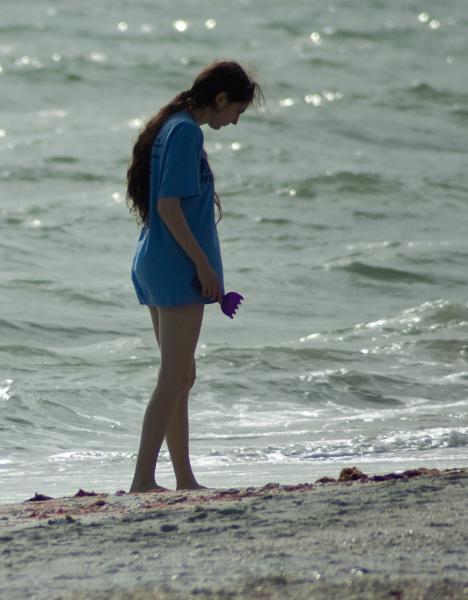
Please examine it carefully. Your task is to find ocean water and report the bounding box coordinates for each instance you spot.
[1,0,467,503]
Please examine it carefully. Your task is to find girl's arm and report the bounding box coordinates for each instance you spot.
[158,197,222,302]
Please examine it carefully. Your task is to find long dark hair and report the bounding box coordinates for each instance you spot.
[126,60,264,226]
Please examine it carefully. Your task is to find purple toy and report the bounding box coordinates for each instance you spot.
[221,291,244,319]
[192,277,244,319]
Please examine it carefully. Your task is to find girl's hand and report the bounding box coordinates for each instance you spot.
[196,260,223,303]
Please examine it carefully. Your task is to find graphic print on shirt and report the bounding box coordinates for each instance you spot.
[200,151,214,187]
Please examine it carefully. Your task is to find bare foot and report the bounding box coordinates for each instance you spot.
[129,482,171,493]
[176,482,209,491]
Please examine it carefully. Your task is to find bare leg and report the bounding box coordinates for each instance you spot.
[149,307,207,491]
[166,384,207,490]
[130,303,204,493]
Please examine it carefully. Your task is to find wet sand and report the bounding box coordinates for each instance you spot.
[1,466,467,599]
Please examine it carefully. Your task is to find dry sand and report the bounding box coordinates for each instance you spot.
[1,466,467,600]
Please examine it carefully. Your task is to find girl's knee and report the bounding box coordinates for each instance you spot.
[158,362,195,396]
[181,361,196,394]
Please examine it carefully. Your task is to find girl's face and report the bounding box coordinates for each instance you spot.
[209,94,250,129]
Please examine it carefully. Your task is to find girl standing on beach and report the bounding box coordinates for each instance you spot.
[126,60,263,493]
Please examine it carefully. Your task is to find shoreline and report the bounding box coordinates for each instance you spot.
[1,466,467,599]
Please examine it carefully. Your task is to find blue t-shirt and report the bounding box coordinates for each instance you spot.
[131,110,224,307]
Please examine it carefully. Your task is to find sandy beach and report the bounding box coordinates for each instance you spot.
[1,466,467,600]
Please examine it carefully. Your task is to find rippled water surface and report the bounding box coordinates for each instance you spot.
[1,0,467,502]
